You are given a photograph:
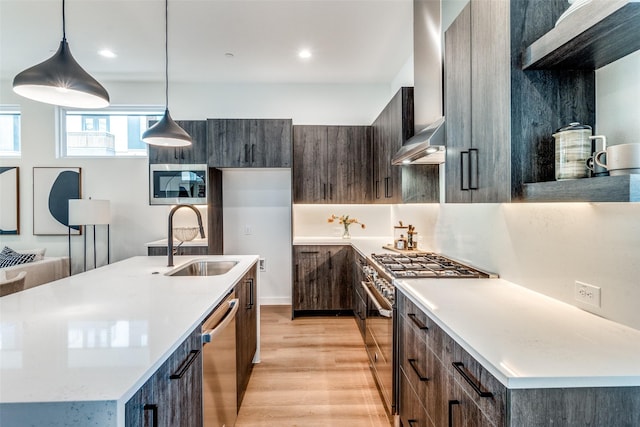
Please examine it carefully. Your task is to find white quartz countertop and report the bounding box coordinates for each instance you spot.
[0,255,258,425]
[296,235,640,389]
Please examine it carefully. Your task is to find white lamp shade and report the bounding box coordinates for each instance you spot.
[68,199,111,225]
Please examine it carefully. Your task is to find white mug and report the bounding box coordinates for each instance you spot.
[594,143,640,174]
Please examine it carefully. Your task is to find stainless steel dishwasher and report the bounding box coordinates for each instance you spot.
[202,291,239,427]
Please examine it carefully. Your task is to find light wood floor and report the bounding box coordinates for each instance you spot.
[236,305,392,427]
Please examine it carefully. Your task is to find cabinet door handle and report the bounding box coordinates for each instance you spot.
[251,144,255,163]
[323,183,327,200]
[328,251,332,270]
[300,251,320,254]
[170,349,201,380]
[295,264,299,283]
[244,144,250,163]
[408,420,418,427]
[375,180,380,199]
[329,183,333,200]
[469,148,479,190]
[408,358,429,381]
[408,313,429,330]
[448,400,460,427]
[384,177,390,198]
[144,404,158,427]
[247,278,254,309]
[174,148,178,160]
[461,150,470,191]
[452,361,493,397]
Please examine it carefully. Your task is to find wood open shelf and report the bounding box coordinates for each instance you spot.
[523,0,640,70]
[522,175,640,202]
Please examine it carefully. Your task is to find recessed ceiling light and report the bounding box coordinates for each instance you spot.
[98,49,117,58]
[298,49,312,59]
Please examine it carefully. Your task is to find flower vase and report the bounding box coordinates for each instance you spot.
[342,224,351,239]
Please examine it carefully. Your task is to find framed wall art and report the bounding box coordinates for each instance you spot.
[33,167,82,235]
[0,166,19,235]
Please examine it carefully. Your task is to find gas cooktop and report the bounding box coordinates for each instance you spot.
[370,252,497,279]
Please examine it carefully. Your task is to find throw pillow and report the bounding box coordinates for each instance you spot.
[0,246,36,268]
[16,248,46,261]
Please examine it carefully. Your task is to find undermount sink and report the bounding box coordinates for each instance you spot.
[167,260,238,277]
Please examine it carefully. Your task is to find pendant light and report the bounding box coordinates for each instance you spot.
[12,0,110,109]
[142,0,191,147]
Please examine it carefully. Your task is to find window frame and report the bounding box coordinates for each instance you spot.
[0,106,21,158]
[58,106,164,158]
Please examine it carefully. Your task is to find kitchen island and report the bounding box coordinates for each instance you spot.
[0,255,259,427]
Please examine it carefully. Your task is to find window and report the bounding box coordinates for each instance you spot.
[0,107,21,157]
[61,107,163,157]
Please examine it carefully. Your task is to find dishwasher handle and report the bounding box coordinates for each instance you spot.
[202,298,240,344]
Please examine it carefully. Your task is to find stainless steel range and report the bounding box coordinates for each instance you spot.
[359,251,496,419]
[371,252,497,279]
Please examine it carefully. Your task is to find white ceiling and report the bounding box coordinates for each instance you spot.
[0,0,413,85]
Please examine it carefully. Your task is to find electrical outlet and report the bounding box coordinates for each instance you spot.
[259,258,266,272]
[244,224,253,235]
[575,281,601,308]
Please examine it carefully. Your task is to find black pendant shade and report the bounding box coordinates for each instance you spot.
[12,0,110,109]
[142,109,192,147]
[142,0,191,147]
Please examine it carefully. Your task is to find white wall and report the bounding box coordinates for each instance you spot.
[222,169,291,305]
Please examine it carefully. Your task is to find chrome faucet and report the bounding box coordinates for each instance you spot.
[167,204,206,267]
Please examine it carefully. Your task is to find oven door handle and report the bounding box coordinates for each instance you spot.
[360,281,393,318]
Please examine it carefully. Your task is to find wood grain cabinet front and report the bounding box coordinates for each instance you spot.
[235,264,258,408]
[207,119,292,168]
[371,87,439,204]
[292,245,353,317]
[444,0,596,202]
[125,328,203,427]
[148,120,208,165]
[292,125,372,204]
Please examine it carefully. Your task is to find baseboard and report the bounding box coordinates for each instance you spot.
[259,296,291,305]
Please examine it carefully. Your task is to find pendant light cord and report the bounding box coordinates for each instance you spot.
[62,0,66,41]
[164,0,169,109]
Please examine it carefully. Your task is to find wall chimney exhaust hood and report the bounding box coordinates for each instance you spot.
[393,0,445,165]
[391,116,445,165]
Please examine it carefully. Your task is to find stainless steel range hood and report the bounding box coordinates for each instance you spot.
[391,116,445,165]
[392,0,445,165]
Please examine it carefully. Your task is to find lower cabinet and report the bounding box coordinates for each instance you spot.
[235,265,257,408]
[397,290,640,426]
[147,246,209,256]
[292,245,353,316]
[125,328,203,427]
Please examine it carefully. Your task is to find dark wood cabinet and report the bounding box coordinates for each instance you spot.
[292,125,372,204]
[207,119,292,168]
[444,0,595,202]
[235,264,257,408]
[147,245,208,256]
[372,87,438,204]
[148,120,208,165]
[292,245,353,316]
[125,328,203,427]
[352,251,367,340]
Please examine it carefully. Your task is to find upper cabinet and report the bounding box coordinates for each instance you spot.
[372,87,439,204]
[444,0,596,202]
[292,125,372,204]
[148,120,208,165]
[523,0,640,70]
[207,119,292,168]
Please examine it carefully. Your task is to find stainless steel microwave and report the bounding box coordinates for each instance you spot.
[149,164,208,205]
